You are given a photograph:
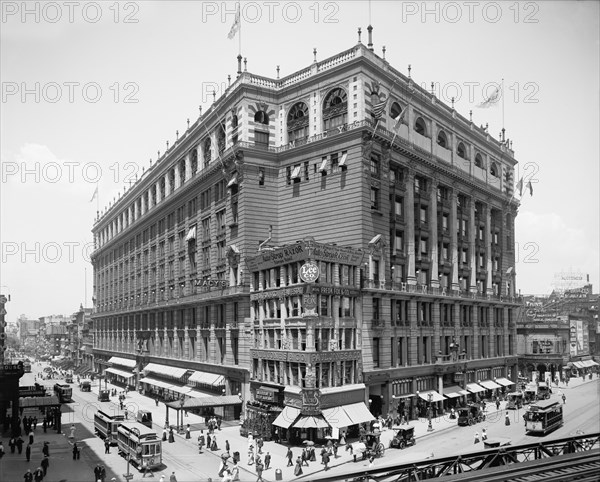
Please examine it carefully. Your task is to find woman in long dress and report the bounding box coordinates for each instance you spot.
[230,462,240,482]
[294,456,303,476]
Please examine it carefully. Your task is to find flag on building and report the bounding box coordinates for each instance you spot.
[515,177,523,197]
[372,97,388,119]
[89,185,98,203]
[477,84,501,108]
[227,4,240,39]
[526,180,533,196]
[393,105,408,131]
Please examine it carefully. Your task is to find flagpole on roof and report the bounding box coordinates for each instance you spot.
[238,2,241,57]
[501,78,505,131]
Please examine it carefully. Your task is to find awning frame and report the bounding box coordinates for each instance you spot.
[417,390,446,403]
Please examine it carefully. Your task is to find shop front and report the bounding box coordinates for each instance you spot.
[242,384,284,440]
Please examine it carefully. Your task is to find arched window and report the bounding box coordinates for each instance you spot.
[217,124,226,154]
[475,153,484,168]
[159,178,166,198]
[231,114,238,128]
[254,111,269,125]
[414,116,427,137]
[231,115,239,144]
[179,159,186,184]
[322,87,347,131]
[390,101,403,119]
[490,162,499,177]
[457,142,467,159]
[287,102,309,142]
[437,130,448,148]
[190,148,198,174]
[203,137,212,165]
[168,169,175,192]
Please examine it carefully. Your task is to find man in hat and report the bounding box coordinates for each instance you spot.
[23,468,34,482]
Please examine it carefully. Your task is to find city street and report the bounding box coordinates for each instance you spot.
[1,363,598,482]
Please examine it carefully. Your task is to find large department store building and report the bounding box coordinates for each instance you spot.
[91,29,522,433]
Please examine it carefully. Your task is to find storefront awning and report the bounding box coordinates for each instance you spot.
[187,389,211,399]
[188,371,225,386]
[108,357,137,369]
[587,360,599,366]
[105,367,134,379]
[143,363,188,380]
[495,378,515,387]
[293,415,329,429]
[479,380,502,390]
[139,377,175,390]
[167,395,242,410]
[169,385,193,396]
[322,406,354,428]
[573,361,586,369]
[466,383,486,393]
[342,403,375,425]
[392,393,416,399]
[272,406,301,429]
[442,386,469,398]
[417,390,446,402]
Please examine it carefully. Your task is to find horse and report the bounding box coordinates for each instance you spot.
[345,441,367,462]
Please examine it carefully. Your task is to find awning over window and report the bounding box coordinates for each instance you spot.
[466,383,486,393]
[339,152,348,167]
[272,406,301,429]
[188,371,225,386]
[108,357,136,369]
[143,363,188,380]
[322,406,354,428]
[573,361,586,369]
[227,174,238,187]
[495,378,515,387]
[417,390,446,403]
[168,395,241,410]
[105,367,134,379]
[169,385,193,396]
[139,377,174,390]
[293,415,329,429]
[186,226,196,242]
[342,403,375,425]
[291,166,301,179]
[319,158,328,172]
[187,389,211,399]
[442,385,469,398]
[479,380,502,390]
[587,360,599,366]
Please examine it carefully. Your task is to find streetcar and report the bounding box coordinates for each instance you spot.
[23,360,32,373]
[53,383,73,403]
[524,399,563,435]
[94,410,125,445]
[116,422,162,470]
[506,391,524,409]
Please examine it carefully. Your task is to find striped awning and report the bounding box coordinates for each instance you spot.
[143,363,188,379]
[108,357,136,369]
[105,367,134,380]
[443,385,469,398]
[479,380,502,390]
[188,371,225,386]
[466,383,486,394]
[495,378,515,387]
[272,406,301,429]
[293,415,329,429]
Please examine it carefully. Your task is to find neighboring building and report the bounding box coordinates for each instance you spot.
[16,315,41,346]
[518,284,599,382]
[91,30,521,430]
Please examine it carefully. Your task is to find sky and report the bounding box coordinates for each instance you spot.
[1,1,599,320]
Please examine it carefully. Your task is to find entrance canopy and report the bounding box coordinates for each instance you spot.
[167,395,241,410]
[322,406,354,428]
[143,363,188,379]
[105,367,134,379]
[341,403,375,425]
[495,378,515,387]
[293,415,329,429]
[479,380,502,390]
[417,390,446,402]
[108,356,136,368]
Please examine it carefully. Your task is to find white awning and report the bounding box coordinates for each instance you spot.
[466,383,486,393]
[322,406,354,428]
[495,378,515,387]
[342,402,375,425]
[479,380,502,390]
[319,157,328,172]
[188,371,225,386]
[291,165,301,179]
[272,406,301,429]
[417,390,446,402]
[143,363,188,380]
[227,174,238,187]
[139,377,174,390]
[442,385,469,398]
[587,360,599,366]
[573,361,586,368]
[105,367,134,379]
[108,357,136,369]
[186,226,197,242]
[339,152,348,167]
[293,415,329,429]
[187,389,211,399]
[169,385,193,396]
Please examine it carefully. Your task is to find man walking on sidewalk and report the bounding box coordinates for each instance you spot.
[286,447,293,467]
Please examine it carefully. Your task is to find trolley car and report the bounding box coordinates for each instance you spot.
[116,422,162,470]
[53,383,73,403]
[94,410,125,445]
[525,399,563,435]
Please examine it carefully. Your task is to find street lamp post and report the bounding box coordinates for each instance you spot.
[427,393,434,432]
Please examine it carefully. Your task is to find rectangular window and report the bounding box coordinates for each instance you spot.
[258,167,265,185]
[255,130,269,147]
[304,161,309,181]
[370,154,380,176]
[420,206,427,223]
[420,239,428,255]
[370,187,379,210]
[442,214,449,231]
[395,197,403,217]
[373,338,380,368]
